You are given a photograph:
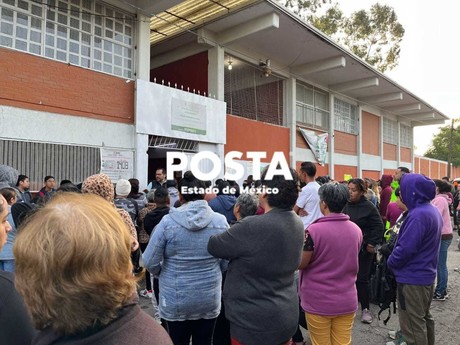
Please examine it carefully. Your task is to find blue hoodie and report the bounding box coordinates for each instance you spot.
[388,173,442,285]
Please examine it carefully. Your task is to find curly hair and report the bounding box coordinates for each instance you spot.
[14,193,136,335]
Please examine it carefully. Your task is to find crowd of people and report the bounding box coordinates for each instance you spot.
[0,162,458,345]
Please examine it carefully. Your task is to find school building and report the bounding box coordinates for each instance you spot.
[0,0,456,190]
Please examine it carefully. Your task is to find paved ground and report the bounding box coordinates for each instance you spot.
[138,232,460,344]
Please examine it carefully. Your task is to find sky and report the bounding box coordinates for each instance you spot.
[339,0,459,155]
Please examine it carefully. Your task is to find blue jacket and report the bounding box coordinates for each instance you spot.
[388,174,442,285]
[208,195,237,224]
[143,200,228,321]
[0,206,16,261]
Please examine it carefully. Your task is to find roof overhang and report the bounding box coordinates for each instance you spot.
[149,0,449,127]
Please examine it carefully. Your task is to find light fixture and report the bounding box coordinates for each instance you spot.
[227,57,233,71]
[259,59,272,77]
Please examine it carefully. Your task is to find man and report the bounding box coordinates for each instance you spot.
[388,173,442,345]
[294,161,322,229]
[114,179,138,223]
[390,166,410,202]
[208,167,304,345]
[37,175,56,204]
[15,175,32,203]
[150,168,167,190]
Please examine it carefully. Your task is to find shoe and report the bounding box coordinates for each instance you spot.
[433,293,446,301]
[361,308,373,324]
[388,330,402,340]
[386,339,407,345]
[287,340,306,345]
[139,289,153,299]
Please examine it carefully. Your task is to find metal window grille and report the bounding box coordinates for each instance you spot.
[0,139,100,191]
[400,124,413,148]
[334,98,358,134]
[224,57,284,126]
[148,136,198,152]
[296,82,329,130]
[383,117,398,144]
[0,0,134,78]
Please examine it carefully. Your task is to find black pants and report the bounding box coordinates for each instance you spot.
[140,243,151,291]
[356,250,374,310]
[167,318,217,345]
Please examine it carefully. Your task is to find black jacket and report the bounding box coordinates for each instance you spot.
[144,206,170,235]
[0,271,36,344]
[343,196,384,247]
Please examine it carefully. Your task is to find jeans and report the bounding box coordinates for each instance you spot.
[356,250,374,310]
[167,318,216,345]
[0,259,15,272]
[435,239,452,296]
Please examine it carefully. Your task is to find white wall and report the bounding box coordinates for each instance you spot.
[0,106,134,149]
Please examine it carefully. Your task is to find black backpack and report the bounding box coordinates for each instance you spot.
[369,212,406,325]
[369,254,397,325]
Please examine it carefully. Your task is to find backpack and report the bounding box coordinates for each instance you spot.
[369,254,397,325]
[369,211,406,325]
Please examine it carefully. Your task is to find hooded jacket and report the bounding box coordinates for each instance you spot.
[208,194,237,224]
[379,174,394,222]
[431,193,453,237]
[388,174,442,285]
[142,200,228,321]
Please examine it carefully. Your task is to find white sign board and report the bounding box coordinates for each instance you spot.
[100,148,134,182]
[136,79,226,144]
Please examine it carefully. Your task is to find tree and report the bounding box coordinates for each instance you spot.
[279,1,405,73]
[425,122,460,168]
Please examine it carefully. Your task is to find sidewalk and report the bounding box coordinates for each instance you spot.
[138,232,460,344]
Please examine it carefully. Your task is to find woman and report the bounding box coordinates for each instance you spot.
[143,171,229,345]
[385,187,407,230]
[343,178,384,324]
[137,189,158,299]
[81,173,138,252]
[13,193,172,344]
[432,179,453,300]
[0,187,17,272]
[0,194,36,344]
[299,182,362,345]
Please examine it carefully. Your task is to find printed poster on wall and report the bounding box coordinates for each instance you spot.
[171,98,207,135]
[100,148,134,182]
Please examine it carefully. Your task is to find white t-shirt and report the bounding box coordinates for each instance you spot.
[296,181,322,229]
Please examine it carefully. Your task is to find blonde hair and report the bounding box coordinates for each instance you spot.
[14,193,136,335]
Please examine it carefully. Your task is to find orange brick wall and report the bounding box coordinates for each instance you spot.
[383,169,394,176]
[225,115,290,164]
[334,165,357,181]
[400,147,412,163]
[362,170,380,180]
[362,111,380,155]
[419,158,430,176]
[334,131,357,155]
[0,48,134,123]
[383,143,397,160]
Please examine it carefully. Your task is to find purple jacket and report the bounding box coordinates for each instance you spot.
[388,174,442,285]
[299,213,362,316]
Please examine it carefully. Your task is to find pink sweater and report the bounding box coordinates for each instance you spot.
[431,193,453,236]
[299,213,363,316]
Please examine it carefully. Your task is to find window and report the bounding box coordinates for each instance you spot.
[383,118,397,144]
[296,83,329,130]
[334,98,358,134]
[400,124,413,148]
[0,0,134,78]
[224,56,284,126]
